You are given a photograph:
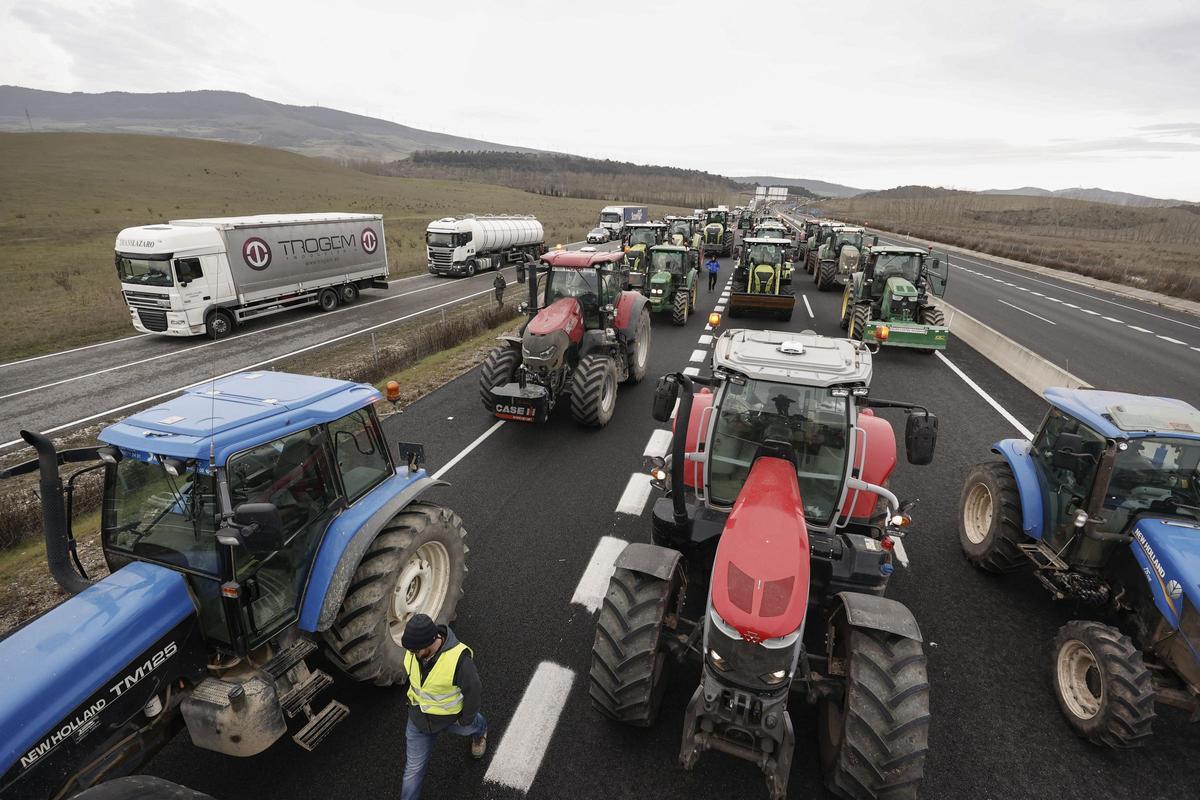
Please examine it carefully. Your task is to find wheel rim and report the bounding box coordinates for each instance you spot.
[962,482,994,545]
[635,316,649,371]
[601,368,616,413]
[322,292,335,310]
[389,541,451,645]
[1057,639,1103,720]
[212,316,229,334]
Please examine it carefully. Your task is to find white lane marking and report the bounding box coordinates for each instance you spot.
[1158,335,1187,345]
[704,324,713,331]
[698,334,713,345]
[1,286,501,451]
[803,295,814,318]
[1029,291,1044,297]
[644,429,674,458]
[1193,347,1200,353]
[1103,316,1124,323]
[997,299,1055,325]
[1081,309,1101,315]
[714,304,726,312]
[615,472,654,515]
[1061,302,1080,309]
[720,292,730,299]
[432,420,506,480]
[0,333,151,370]
[1015,286,1029,291]
[1044,297,1062,303]
[689,349,707,362]
[683,366,700,376]
[1128,325,1153,334]
[934,352,1034,440]
[570,536,628,612]
[484,662,574,793]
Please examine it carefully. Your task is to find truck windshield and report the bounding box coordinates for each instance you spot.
[116,255,174,287]
[709,380,850,526]
[1100,437,1200,531]
[104,457,219,574]
[426,232,456,248]
[600,212,622,224]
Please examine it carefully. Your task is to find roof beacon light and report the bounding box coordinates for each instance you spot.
[386,381,401,403]
[708,312,722,327]
[875,325,890,342]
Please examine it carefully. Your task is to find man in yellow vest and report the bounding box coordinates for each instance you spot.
[400,613,485,800]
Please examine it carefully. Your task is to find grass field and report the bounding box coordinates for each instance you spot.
[822,193,1200,300]
[0,132,685,360]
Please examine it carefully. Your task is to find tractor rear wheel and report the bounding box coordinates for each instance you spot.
[818,620,929,799]
[570,355,618,427]
[1052,620,1155,747]
[625,308,651,384]
[671,289,689,326]
[849,304,869,341]
[817,261,837,291]
[479,345,521,411]
[919,306,946,356]
[722,231,733,255]
[959,461,1029,573]
[689,283,697,313]
[589,565,681,726]
[322,502,467,686]
[839,289,852,330]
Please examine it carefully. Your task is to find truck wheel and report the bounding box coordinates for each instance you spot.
[205,309,234,340]
[340,283,360,304]
[465,260,478,277]
[671,290,689,326]
[1052,620,1155,748]
[318,288,339,312]
[959,461,1028,573]
[322,502,467,687]
[589,565,681,726]
[849,304,869,341]
[625,309,651,384]
[479,345,521,411]
[570,355,618,427]
[818,620,929,800]
[817,261,837,291]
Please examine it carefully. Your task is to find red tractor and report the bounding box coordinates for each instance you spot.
[479,249,651,426]
[589,328,939,799]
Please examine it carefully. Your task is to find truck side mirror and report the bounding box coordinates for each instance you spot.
[905,413,938,465]
[231,503,285,553]
[651,374,681,423]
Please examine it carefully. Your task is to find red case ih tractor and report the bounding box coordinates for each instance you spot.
[589,328,939,799]
[479,249,651,426]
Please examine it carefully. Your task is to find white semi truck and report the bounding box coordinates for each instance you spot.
[425,215,545,277]
[598,205,650,238]
[114,213,390,339]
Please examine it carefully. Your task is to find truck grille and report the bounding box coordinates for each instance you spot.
[429,248,454,267]
[136,308,168,331]
[123,290,170,310]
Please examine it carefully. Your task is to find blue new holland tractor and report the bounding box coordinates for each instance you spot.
[0,372,467,799]
[959,388,1200,746]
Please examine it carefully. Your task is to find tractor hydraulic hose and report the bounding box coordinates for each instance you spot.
[671,373,695,527]
[20,429,95,595]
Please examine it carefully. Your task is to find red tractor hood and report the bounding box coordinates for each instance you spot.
[528,297,583,344]
[712,456,810,642]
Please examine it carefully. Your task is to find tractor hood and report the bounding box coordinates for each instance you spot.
[649,270,674,287]
[1130,517,1200,628]
[838,245,860,271]
[523,297,581,371]
[883,276,919,300]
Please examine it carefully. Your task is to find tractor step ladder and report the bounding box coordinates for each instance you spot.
[279,668,334,719]
[293,699,350,752]
[1019,541,1069,571]
[261,638,318,680]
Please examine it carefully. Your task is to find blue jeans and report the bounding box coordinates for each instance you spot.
[400,712,487,800]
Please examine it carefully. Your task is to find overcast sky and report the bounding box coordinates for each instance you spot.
[3,0,1199,200]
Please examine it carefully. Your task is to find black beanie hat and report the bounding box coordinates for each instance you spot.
[402,614,439,651]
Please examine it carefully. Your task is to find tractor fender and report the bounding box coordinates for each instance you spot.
[496,334,522,348]
[833,591,922,642]
[301,472,448,632]
[614,542,684,583]
[990,439,1045,541]
[614,290,647,336]
[578,329,612,360]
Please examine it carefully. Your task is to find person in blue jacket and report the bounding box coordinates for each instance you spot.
[706,254,720,292]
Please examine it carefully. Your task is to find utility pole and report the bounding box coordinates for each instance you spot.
[25,108,33,131]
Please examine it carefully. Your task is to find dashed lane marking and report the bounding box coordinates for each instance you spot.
[997,299,1055,325]
[934,352,1034,440]
[570,536,629,612]
[1158,335,1187,345]
[714,304,726,312]
[1081,309,1101,315]
[644,429,673,458]
[615,472,654,515]
[803,295,814,318]
[1128,326,1153,334]
[698,334,713,345]
[1103,316,1124,323]
[689,349,707,362]
[683,366,700,376]
[484,662,575,794]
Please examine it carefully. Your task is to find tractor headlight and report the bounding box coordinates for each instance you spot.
[650,288,665,296]
[707,648,729,671]
[760,668,789,685]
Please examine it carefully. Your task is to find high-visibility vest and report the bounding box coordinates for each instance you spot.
[405,642,472,716]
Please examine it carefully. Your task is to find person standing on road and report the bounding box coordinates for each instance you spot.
[400,614,486,800]
[706,254,720,292]
[493,272,506,306]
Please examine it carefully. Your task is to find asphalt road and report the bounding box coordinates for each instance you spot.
[136,253,1200,800]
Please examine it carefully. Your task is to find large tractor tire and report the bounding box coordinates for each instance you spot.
[589,566,681,726]
[625,308,651,384]
[848,304,870,341]
[322,502,467,686]
[959,461,1029,573]
[722,230,734,256]
[818,622,929,800]
[805,251,816,274]
[689,282,697,313]
[671,288,689,326]
[918,306,946,355]
[570,354,618,427]
[1052,620,1155,748]
[478,344,521,411]
[839,289,852,330]
[817,260,837,291]
[71,777,218,800]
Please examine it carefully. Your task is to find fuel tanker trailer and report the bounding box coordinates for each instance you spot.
[426,214,546,278]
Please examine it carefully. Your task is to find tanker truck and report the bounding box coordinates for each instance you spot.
[115,213,390,340]
[426,214,546,278]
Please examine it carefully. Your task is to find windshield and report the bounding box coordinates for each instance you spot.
[835,233,863,249]
[709,380,850,525]
[116,255,174,287]
[104,457,219,574]
[651,250,685,273]
[629,229,658,247]
[747,244,783,265]
[426,232,456,248]
[1101,437,1200,530]
[707,212,727,225]
[874,254,921,283]
[546,267,599,303]
[600,212,622,224]
[669,222,691,238]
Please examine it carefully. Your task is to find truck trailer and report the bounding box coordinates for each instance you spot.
[115,213,390,340]
[598,205,650,238]
[425,215,545,278]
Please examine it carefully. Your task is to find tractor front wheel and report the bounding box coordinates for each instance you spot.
[625,308,651,384]
[570,355,618,427]
[959,461,1028,573]
[322,502,467,686]
[479,344,521,411]
[671,289,689,326]
[817,261,837,291]
[1052,620,1155,747]
[839,289,852,330]
[848,304,869,341]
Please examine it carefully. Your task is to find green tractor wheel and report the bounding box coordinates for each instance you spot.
[672,289,689,326]
[919,306,946,355]
[849,304,869,341]
[839,290,852,330]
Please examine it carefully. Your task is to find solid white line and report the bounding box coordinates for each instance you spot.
[803,295,814,318]
[689,349,707,363]
[683,366,700,376]
[934,352,1034,440]
[484,661,574,793]
[997,299,1055,325]
[615,472,654,515]
[0,333,151,370]
[1128,325,1153,334]
[432,420,505,480]
[1158,335,1187,345]
[570,536,628,612]
[697,334,713,345]
[1,286,501,451]
[644,428,673,458]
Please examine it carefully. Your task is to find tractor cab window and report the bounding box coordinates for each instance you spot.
[329,408,394,502]
[747,243,782,265]
[873,254,921,286]
[628,229,658,247]
[709,379,850,526]
[1100,437,1200,532]
[834,232,863,250]
[651,249,685,274]
[669,222,691,239]
[1031,409,1107,536]
[707,212,726,225]
[546,267,602,325]
[426,231,454,248]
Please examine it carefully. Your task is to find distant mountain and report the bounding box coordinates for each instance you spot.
[982,186,1193,208]
[0,85,539,162]
[858,185,972,200]
[734,176,869,198]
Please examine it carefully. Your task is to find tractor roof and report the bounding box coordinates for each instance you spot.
[98,372,381,464]
[712,329,873,387]
[649,243,688,252]
[1044,388,1200,441]
[870,245,927,255]
[743,237,793,245]
[541,249,625,268]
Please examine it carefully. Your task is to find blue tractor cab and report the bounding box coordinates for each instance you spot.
[0,372,466,799]
[959,387,1200,747]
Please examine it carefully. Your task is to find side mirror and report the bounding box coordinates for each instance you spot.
[518,301,529,315]
[905,413,938,465]
[231,502,284,553]
[1052,432,1085,470]
[651,374,681,423]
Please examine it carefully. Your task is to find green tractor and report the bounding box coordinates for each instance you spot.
[728,236,796,320]
[814,225,864,291]
[665,215,702,251]
[803,220,838,275]
[702,206,734,256]
[840,244,950,353]
[644,244,699,325]
[622,221,668,289]
[737,208,755,232]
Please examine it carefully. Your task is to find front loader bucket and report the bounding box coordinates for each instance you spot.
[865,321,949,350]
[728,291,796,319]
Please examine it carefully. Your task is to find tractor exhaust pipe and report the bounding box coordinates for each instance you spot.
[671,374,695,528]
[20,430,94,596]
[526,258,539,317]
